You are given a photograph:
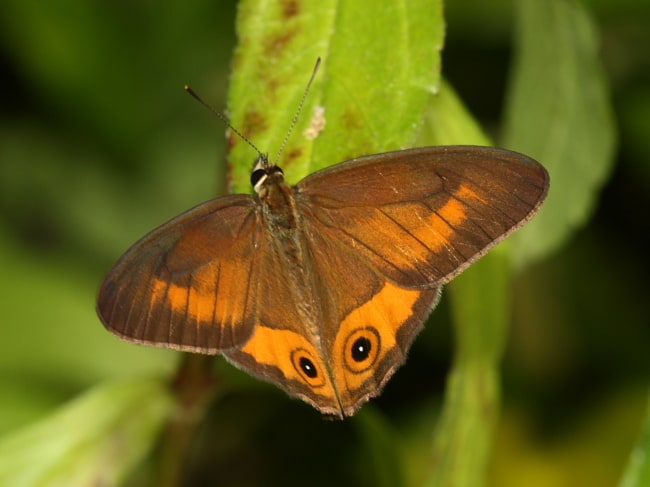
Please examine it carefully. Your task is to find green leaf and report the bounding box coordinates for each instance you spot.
[419,79,491,147]
[0,379,173,487]
[502,0,617,267]
[353,408,407,487]
[227,0,444,192]
[416,76,509,487]
[422,2,617,485]
[0,227,177,402]
[619,390,650,487]
[0,0,234,155]
[425,249,510,487]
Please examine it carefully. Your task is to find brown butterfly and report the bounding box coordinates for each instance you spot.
[97,140,549,417]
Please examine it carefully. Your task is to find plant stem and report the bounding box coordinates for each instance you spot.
[155,353,218,487]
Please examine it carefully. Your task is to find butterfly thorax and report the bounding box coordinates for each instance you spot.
[256,165,326,343]
[257,167,300,232]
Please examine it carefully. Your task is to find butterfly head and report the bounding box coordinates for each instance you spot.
[251,154,285,196]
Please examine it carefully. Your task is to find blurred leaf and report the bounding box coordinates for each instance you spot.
[0,0,233,156]
[0,379,173,487]
[227,0,443,192]
[619,391,650,487]
[502,0,617,266]
[398,399,441,485]
[422,0,617,483]
[490,387,649,487]
[0,0,235,272]
[420,79,491,146]
[0,120,223,262]
[0,227,176,405]
[0,0,639,485]
[416,71,511,486]
[353,408,406,487]
[426,250,510,487]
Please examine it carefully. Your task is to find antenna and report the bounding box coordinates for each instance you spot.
[184,85,264,158]
[185,57,322,166]
[273,57,321,163]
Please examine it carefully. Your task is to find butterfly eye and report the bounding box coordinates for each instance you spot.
[250,168,267,189]
[250,166,284,193]
[291,348,325,387]
[344,328,381,373]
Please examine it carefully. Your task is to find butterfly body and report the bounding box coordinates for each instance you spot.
[98,146,549,417]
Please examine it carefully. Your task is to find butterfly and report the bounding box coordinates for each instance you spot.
[97,141,549,418]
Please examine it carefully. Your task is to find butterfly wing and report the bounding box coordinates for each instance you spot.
[285,146,548,415]
[97,189,352,414]
[296,146,549,288]
[221,214,441,417]
[299,218,441,415]
[97,145,549,418]
[97,195,263,352]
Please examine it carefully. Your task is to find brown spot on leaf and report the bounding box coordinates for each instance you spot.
[286,147,303,163]
[243,109,268,139]
[265,28,297,59]
[342,108,362,131]
[227,130,238,151]
[281,0,300,18]
[266,76,279,100]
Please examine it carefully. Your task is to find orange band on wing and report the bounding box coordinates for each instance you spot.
[333,281,423,391]
[440,183,485,223]
[150,271,217,324]
[240,325,336,393]
[455,182,486,204]
[149,260,253,328]
[407,183,487,252]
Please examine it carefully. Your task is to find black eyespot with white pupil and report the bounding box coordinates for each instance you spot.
[299,357,317,378]
[343,327,381,374]
[351,337,372,362]
[291,348,325,387]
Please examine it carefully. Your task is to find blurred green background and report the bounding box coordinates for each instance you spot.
[0,0,648,486]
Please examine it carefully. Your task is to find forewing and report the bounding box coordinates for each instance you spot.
[97,195,262,353]
[297,146,549,288]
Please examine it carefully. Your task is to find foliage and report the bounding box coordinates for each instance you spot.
[0,0,648,486]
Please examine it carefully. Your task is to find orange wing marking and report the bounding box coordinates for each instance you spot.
[149,265,219,323]
[333,281,422,391]
[240,325,335,392]
[408,183,485,252]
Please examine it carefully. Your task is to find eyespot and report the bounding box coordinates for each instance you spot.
[351,336,372,362]
[291,348,325,387]
[343,327,381,374]
[299,357,317,378]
